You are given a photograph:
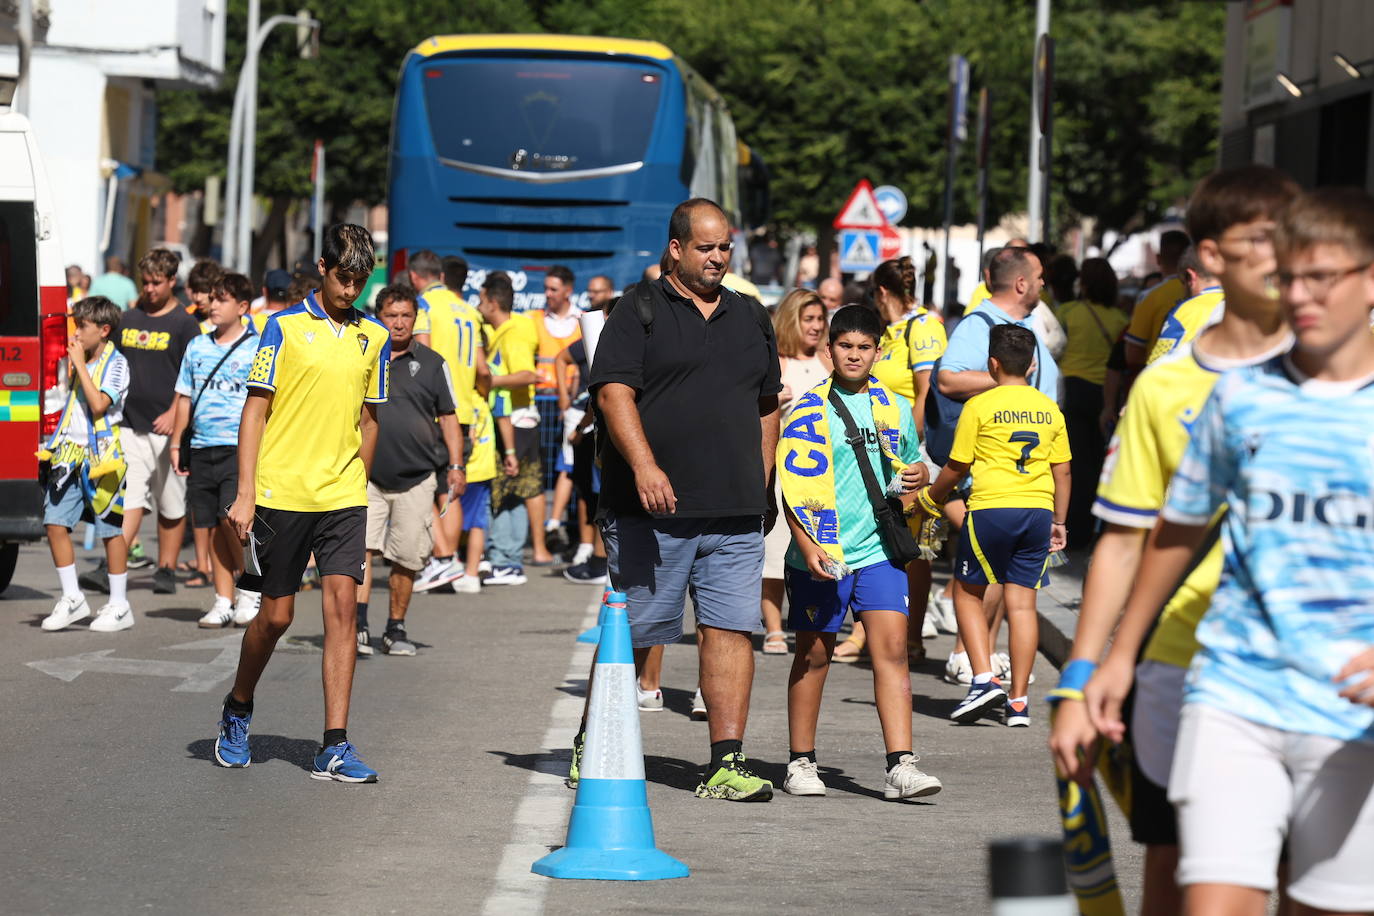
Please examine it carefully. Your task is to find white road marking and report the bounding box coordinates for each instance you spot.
[480,590,601,916]
[26,633,243,692]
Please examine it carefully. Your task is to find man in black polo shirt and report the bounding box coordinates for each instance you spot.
[580,197,782,801]
[355,285,465,657]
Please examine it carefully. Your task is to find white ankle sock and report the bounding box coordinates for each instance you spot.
[56,564,81,598]
[109,572,128,605]
[949,650,968,666]
[571,543,593,564]
[972,671,994,685]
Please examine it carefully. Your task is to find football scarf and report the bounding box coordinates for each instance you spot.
[36,341,127,523]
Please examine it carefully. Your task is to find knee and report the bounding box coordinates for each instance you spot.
[255,602,293,634]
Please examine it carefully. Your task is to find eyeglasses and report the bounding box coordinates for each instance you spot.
[1271,262,1372,300]
[1218,229,1276,256]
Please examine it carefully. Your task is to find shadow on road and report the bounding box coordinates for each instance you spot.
[2,584,51,601]
[146,606,206,623]
[186,734,319,770]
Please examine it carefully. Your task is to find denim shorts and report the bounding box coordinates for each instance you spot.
[784,559,908,633]
[44,474,122,539]
[601,510,763,648]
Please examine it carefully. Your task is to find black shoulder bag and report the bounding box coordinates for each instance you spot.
[178,330,253,473]
[825,387,922,566]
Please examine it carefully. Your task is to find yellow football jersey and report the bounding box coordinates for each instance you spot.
[1124,276,1185,352]
[464,398,497,484]
[416,282,483,415]
[1146,287,1223,365]
[246,294,390,512]
[870,311,947,401]
[487,311,538,416]
[950,384,1070,512]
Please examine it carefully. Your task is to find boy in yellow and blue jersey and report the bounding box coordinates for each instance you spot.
[213,224,391,783]
[918,324,1070,727]
[1148,245,1224,365]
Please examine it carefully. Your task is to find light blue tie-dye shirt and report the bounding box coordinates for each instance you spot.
[1163,355,1374,744]
[173,326,257,448]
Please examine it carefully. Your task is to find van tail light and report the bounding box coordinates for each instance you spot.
[390,247,408,280]
[40,312,67,437]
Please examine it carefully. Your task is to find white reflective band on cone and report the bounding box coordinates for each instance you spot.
[581,662,645,781]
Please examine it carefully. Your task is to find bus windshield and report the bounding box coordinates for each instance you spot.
[421,57,665,175]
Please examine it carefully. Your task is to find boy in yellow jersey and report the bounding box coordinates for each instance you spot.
[919,325,1070,727]
[1147,245,1224,365]
[214,224,391,782]
[450,398,497,594]
[1047,164,1298,915]
[1123,229,1191,370]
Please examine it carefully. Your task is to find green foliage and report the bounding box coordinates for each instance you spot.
[157,0,1223,240]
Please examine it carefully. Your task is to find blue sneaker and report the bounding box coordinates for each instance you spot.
[950,679,1006,724]
[1005,697,1030,727]
[311,741,378,783]
[214,705,252,767]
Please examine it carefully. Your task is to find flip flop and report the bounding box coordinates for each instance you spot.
[184,571,212,588]
[762,631,789,655]
[832,637,866,663]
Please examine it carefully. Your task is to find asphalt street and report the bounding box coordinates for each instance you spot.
[1,527,1140,914]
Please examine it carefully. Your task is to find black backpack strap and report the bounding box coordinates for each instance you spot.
[825,387,890,518]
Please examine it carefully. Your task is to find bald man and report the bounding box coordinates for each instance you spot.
[818,277,844,316]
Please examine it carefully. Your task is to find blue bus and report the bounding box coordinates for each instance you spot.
[386,33,768,309]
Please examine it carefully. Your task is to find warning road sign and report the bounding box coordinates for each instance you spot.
[839,229,881,273]
[834,180,888,230]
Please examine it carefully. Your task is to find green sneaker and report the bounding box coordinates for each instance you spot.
[695,752,773,801]
[127,541,153,570]
[566,732,584,789]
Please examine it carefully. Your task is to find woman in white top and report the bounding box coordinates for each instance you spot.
[761,289,831,655]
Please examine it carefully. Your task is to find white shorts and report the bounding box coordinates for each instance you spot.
[559,404,585,469]
[123,429,187,518]
[365,479,435,572]
[1170,704,1374,912]
[1131,659,1187,787]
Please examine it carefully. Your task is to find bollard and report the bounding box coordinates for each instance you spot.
[988,837,1075,915]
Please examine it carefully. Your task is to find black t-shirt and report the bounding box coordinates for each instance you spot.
[116,305,202,433]
[589,278,782,518]
[568,338,589,398]
[371,343,457,491]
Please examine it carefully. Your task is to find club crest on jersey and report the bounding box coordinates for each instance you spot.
[358,336,370,355]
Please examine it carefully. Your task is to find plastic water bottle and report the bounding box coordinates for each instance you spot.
[989,837,1074,915]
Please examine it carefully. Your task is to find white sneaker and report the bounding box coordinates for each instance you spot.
[637,687,663,711]
[233,589,261,626]
[198,595,234,628]
[943,653,972,685]
[921,614,937,639]
[992,651,1035,685]
[481,566,526,586]
[690,687,708,721]
[451,575,481,594]
[884,754,942,799]
[41,594,90,631]
[783,757,826,796]
[89,601,134,632]
[478,559,492,575]
[414,557,463,593]
[928,593,958,634]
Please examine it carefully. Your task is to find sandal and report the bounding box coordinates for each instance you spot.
[176,561,197,573]
[832,636,866,663]
[184,570,212,588]
[761,631,789,655]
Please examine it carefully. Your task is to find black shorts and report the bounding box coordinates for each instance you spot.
[239,505,366,598]
[1123,687,1178,846]
[514,424,541,463]
[187,446,238,529]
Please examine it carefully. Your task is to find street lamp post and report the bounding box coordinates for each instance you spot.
[1025,0,1050,243]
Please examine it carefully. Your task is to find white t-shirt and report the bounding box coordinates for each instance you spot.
[55,349,130,445]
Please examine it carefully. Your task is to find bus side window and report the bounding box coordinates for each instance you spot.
[0,202,38,337]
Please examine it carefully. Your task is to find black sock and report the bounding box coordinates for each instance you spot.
[886,750,911,771]
[710,739,743,771]
[789,749,816,764]
[322,728,347,749]
[433,554,453,562]
[355,601,368,630]
[386,617,404,634]
[224,692,252,716]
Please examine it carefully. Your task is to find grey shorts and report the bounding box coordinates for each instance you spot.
[601,510,763,648]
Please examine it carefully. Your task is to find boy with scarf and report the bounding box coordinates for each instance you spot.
[40,296,134,632]
[778,305,943,800]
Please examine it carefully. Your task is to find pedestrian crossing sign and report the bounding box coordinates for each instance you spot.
[839,229,881,273]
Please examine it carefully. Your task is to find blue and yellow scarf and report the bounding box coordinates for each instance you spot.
[776,377,906,565]
[36,341,126,522]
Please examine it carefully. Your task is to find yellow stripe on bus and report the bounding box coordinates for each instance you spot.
[413,34,673,61]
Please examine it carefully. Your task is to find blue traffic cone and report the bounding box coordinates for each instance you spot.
[532,599,688,881]
[576,587,616,644]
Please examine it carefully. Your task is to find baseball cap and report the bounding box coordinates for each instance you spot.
[264,269,292,298]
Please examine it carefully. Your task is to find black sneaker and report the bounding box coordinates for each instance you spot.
[152,566,178,595]
[78,560,110,594]
[562,557,608,585]
[382,627,416,656]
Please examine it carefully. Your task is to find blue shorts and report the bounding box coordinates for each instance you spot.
[601,510,763,649]
[784,560,908,633]
[44,474,122,539]
[955,507,1052,589]
[460,481,491,531]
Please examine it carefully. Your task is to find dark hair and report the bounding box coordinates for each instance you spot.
[668,198,727,244]
[187,259,223,294]
[442,255,468,292]
[1274,186,1374,265]
[1185,165,1299,244]
[321,224,375,275]
[286,276,314,304]
[213,272,254,306]
[482,271,514,312]
[987,247,1038,293]
[375,283,418,314]
[869,256,917,310]
[1047,254,1078,303]
[1177,245,1213,284]
[546,265,574,288]
[71,296,121,331]
[408,249,441,279]
[1077,258,1118,307]
[137,248,180,280]
[1158,229,1191,265]
[1027,242,1053,267]
[828,304,884,345]
[989,324,1036,376]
